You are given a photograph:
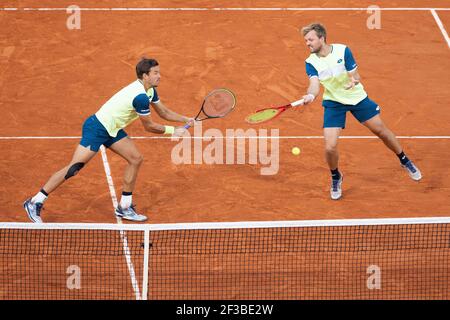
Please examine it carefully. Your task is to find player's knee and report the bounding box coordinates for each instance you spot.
[372,126,388,138]
[129,154,144,166]
[368,123,382,134]
[325,143,338,154]
[64,162,85,180]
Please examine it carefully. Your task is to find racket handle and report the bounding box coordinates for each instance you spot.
[184,123,192,129]
[290,99,305,107]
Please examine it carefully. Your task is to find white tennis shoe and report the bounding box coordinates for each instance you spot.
[330,175,343,200]
[402,160,422,181]
[23,198,43,223]
[115,204,147,222]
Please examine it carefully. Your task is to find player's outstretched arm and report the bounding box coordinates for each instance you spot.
[139,114,185,135]
[151,101,191,123]
[302,77,320,105]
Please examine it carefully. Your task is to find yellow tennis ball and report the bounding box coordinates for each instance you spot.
[292,147,301,156]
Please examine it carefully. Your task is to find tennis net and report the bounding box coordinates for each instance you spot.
[0,217,449,300]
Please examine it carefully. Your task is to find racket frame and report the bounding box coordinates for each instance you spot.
[245,98,304,124]
[185,88,236,128]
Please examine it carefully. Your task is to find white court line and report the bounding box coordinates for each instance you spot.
[0,135,450,139]
[100,145,143,300]
[2,216,450,231]
[100,145,120,210]
[0,136,82,139]
[142,229,150,301]
[1,7,450,11]
[431,9,450,49]
[137,135,450,140]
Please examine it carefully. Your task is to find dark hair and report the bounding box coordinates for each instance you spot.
[136,58,159,79]
[301,23,327,42]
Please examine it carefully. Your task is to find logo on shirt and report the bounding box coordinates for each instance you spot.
[337,59,343,63]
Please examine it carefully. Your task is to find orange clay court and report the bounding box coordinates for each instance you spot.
[0,0,449,300]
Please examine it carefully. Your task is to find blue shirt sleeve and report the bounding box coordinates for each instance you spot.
[151,89,160,103]
[305,62,318,78]
[344,47,358,71]
[132,94,151,115]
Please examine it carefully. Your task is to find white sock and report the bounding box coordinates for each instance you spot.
[120,194,132,209]
[31,191,48,204]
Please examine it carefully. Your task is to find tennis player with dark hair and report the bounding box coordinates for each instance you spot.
[24,58,192,222]
[299,23,422,200]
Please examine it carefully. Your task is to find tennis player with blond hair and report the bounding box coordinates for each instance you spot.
[299,23,421,200]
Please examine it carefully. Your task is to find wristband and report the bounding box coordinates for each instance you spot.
[306,93,315,101]
[164,125,175,135]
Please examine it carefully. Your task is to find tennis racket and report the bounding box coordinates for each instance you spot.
[245,98,304,124]
[184,88,236,129]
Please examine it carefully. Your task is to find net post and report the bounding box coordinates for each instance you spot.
[142,228,150,300]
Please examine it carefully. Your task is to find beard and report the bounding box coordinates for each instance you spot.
[310,45,321,53]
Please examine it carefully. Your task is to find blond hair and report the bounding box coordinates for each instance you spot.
[301,23,327,42]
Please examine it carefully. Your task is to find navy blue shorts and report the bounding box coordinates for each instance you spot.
[80,115,128,152]
[323,97,380,128]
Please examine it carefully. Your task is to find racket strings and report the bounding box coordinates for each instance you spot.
[202,90,235,118]
[245,108,283,124]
